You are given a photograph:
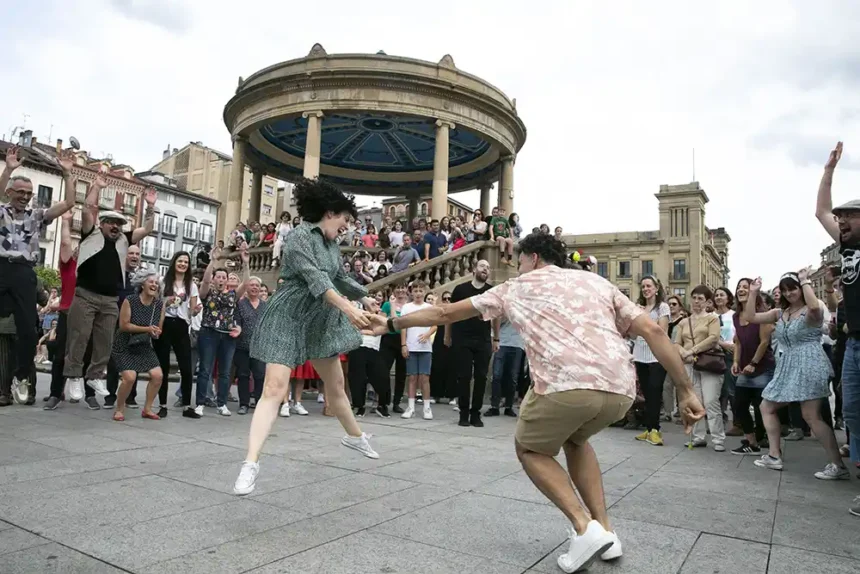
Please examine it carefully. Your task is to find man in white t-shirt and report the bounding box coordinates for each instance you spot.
[400,281,436,420]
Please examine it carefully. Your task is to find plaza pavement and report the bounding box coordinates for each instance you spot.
[0,375,857,573]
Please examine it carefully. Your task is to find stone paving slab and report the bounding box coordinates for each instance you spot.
[0,376,857,573]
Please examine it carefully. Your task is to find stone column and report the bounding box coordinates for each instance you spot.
[479,184,492,217]
[224,135,247,240]
[431,120,454,221]
[499,155,514,214]
[249,168,263,224]
[302,110,324,178]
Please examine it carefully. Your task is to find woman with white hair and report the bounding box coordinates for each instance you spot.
[110,268,166,422]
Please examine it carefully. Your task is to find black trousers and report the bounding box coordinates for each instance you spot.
[734,386,766,440]
[379,334,406,406]
[0,259,37,380]
[153,317,194,407]
[429,343,456,400]
[456,338,492,415]
[635,361,667,431]
[348,346,389,408]
[50,311,95,399]
[234,348,265,407]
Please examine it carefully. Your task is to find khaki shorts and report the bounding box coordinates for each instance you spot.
[515,388,633,456]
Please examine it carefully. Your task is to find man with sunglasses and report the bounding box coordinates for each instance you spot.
[0,145,78,403]
[62,172,157,402]
[815,141,860,517]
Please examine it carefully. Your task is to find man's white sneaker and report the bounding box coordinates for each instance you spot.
[401,406,415,419]
[86,378,109,397]
[233,461,259,495]
[67,378,85,401]
[194,405,204,416]
[217,405,232,416]
[814,462,850,480]
[600,531,622,560]
[449,398,457,406]
[291,402,309,416]
[11,376,30,404]
[279,403,291,417]
[341,433,379,459]
[423,406,433,420]
[557,521,615,573]
[753,454,783,471]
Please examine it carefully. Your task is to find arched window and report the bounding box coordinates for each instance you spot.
[420,202,428,216]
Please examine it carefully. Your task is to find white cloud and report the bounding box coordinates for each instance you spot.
[2,0,858,286]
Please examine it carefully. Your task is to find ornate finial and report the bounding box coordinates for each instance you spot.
[512,98,517,110]
[308,43,327,58]
[438,54,456,68]
[238,76,243,86]
[376,50,387,55]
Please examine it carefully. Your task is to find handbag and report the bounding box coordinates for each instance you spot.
[688,316,725,374]
[128,299,158,348]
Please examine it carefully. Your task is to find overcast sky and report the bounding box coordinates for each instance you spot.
[2,0,858,286]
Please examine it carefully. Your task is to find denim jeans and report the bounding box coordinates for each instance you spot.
[491,347,524,408]
[841,338,860,463]
[196,328,237,408]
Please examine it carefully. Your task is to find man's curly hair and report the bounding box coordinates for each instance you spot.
[294,178,358,223]
[516,233,567,267]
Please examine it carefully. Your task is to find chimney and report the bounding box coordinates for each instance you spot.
[162,146,170,160]
[19,129,32,147]
[56,139,63,153]
[30,136,37,146]
[172,147,178,155]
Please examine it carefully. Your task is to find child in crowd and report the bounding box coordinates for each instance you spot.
[400,281,435,419]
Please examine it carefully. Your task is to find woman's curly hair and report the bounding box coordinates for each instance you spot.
[294,178,358,223]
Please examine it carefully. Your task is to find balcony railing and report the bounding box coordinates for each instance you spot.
[122,204,137,216]
[669,272,690,283]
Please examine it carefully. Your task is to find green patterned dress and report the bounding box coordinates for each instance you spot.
[250,222,368,367]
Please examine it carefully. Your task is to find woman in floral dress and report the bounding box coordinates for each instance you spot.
[233,178,382,495]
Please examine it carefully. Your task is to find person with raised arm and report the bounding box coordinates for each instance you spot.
[0,146,78,403]
[62,171,157,402]
[232,178,381,497]
[361,233,704,572]
[742,273,847,479]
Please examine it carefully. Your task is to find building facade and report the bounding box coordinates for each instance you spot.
[809,243,840,301]
[149,142,282,239]
[381,195,475,225]
[565,182,730,302]
[135,171,220,277]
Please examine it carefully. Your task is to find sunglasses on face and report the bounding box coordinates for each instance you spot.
[442,297,451,302]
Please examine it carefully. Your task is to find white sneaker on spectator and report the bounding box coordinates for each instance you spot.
[67,378,85,401]
[11,376,30,404]
[814,462,849,480]
[233,461,259,495]
[449,398,457,405]
[279,403,291,417]
[217,405,231,416]
[341,432,379,459]
[557,521,615,573]
[423,406,433,420]
[194,405,204,416]
[86,379,109,397]
[317,393,325,403]
[401,406,415,419]
[292,402,309,416]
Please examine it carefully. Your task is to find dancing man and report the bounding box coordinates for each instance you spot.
[232,178,380,496]
[0,145,77,403]
[363,233,704,572]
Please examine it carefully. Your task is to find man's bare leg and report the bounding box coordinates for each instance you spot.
[516,440,591,534]
[562,440,610,531]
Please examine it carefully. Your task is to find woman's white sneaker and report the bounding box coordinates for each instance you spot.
[279,403,291,417]
[233,461,259,495]
[600,531,622,560]
[217,405,232,416]
[557,521,615,573]
[292,402,309,415]
[753,454,783,470]
[401,406,415,419]
[341,433,379,459]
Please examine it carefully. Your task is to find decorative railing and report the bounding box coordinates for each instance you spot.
[218,241,501,295]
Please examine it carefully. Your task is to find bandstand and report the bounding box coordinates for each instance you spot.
[222,43,527,228]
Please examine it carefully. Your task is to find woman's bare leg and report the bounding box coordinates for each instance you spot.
[801,399,844,466]
[115,371,137,417]
[245,364,291,463]
[143,368,163,415]
[311,357,362,437]
[760,399,785,458]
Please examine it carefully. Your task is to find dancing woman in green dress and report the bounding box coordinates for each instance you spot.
[233,179,380,495]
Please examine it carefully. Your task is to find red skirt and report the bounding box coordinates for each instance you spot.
[292,361,318,380]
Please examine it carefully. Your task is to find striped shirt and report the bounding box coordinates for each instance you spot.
[632,302,671,363]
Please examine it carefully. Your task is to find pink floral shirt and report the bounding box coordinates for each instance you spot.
[471,266,642,399]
